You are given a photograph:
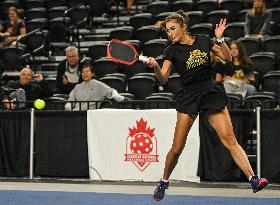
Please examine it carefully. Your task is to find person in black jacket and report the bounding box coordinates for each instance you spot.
[147,10,268,201]
[56,46,84,94]
[2,66,52,109]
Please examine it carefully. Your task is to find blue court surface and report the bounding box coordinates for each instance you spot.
[0,190,279,205]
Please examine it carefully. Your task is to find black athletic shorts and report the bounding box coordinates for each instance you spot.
[175,80,228,116]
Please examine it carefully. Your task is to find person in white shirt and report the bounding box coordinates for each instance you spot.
[65,65,124,110]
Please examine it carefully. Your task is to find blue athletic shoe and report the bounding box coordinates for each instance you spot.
[250,176,268,193]
[153,179,169,201]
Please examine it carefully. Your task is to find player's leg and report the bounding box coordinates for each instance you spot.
[163,112,197,180]
[208,107,268,192]
[153,112,197,201]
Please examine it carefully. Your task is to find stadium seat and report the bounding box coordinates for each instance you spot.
[195,0,219,18]
[190,23,213,37]
[25,7,47,21]
[22,29,49,58]
[129,13,153,30]
[128,75,157,100]
[119,93,135,100]
[263,36,280,55]
[207,10,230,25]
[109,26,133,41]
[169,0,193,12]
[48,17,71,43]
[154,12,173,24]
[224,22,245,40]
[122,61,149,78]
[165,73,181,96]
[24,0,45,10]
[40,63,59,71]
[46,0,66,9]
[270,7,280,24]
[219,0,244,20]
[186,11,204,27]
[145,95,174,109]
[244,93,276,109]
[44,77,57,92]
[149,92,175,99]
[226,93,243,109]
[26,18,48,32]
[44,96,66,110]
[238,37,262,56]
[66,0,81,7]
[146,1,169,17]
[99,75,126,93]
[87,41,108,61]
[262,71,280,96]
[93,57,119,79]
[1,46,24,71]
[47,6,68,20]
[135,25,159,44]
[67,5,89,28]
[142,39,168,58]
[237,9,249,22]
[249,52,277,75]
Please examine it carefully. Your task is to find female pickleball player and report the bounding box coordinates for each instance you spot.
[145,10,268,201]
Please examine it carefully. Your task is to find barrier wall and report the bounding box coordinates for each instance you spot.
[0,109,279,183]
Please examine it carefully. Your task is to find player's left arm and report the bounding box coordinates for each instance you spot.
[211,19,232,62]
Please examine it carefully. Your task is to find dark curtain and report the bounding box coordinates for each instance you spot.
[197,110,254,181]
[0,111,30,177]
[34,111,89,178]
[261,110,280,183]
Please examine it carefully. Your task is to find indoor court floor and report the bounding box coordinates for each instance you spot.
[0,181,279,205]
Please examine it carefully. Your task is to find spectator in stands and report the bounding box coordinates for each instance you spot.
[244,0,271,40]
[1,66,52,109]
[127,0,134,14]
[215,40,256,98]
[0,6,26,48]
[65,65,124,111]
[56,46,84,94]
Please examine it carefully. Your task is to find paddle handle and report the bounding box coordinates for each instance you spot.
[138,55,149,63]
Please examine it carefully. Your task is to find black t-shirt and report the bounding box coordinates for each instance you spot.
[215,62,254,79]
[163,34,215,86]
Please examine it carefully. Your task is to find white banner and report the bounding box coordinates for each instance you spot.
[87,109,200,182]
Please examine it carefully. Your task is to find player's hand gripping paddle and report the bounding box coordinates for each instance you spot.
[107,39,149,65]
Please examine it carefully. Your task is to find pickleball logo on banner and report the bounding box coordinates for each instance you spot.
[125,118,159,171]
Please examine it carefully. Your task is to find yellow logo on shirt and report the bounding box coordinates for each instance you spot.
[233,69,245,79]
[186,49,208,69]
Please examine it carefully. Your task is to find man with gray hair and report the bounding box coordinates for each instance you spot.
[1,66,52,109]
[56,46,85,94]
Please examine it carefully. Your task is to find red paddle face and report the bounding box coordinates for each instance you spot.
[107,39,140,65]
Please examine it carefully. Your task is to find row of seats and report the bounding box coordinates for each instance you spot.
[131,8,280,28]
[227,92,280,109]
[32,90,280,111]
[29,70,279,101]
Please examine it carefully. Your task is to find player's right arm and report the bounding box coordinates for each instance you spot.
[147,58,172,84]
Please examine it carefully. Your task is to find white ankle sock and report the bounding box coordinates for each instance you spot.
[162,179,169,183]
[248,176,253,181]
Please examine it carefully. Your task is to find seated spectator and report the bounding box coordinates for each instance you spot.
[215,40,256,98]
[0,7,26,48]
[127,0,134,14]
[244,0,271,40]
[56,46,84,94]
[1,66,53,109]
[65,65,124,111]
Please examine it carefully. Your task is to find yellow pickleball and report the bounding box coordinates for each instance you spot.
[34,99,46,110]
